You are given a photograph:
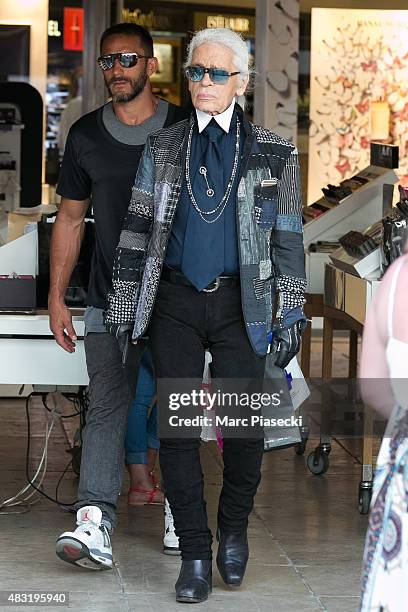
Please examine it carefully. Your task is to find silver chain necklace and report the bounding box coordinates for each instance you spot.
[185,117,241,224]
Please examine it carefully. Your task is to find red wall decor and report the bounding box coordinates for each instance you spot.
[63,8,84,52]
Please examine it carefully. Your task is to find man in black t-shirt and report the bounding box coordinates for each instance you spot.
[49,22,187,571]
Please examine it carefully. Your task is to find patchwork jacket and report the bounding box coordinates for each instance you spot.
[105,105,306,357]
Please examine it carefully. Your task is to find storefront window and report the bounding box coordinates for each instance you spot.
[122,2,255,114]
[47,0,83,184]
[44,0,256,186]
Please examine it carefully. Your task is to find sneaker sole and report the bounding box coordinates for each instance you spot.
[56,537,112,570]
[163,546,181,556]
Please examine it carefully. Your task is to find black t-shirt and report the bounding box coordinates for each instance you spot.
[56,102,188,310]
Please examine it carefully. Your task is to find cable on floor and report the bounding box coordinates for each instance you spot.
[0,391,85,515]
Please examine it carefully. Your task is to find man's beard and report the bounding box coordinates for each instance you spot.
[107,69,148,103]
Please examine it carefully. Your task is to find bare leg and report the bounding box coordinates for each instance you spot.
[147,447,158,477]
[127,463,165,505]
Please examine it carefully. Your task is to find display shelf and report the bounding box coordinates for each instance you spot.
[304,164,398,293]
[304,166,398,248]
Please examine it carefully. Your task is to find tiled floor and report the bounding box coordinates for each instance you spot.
[0,333,376,611]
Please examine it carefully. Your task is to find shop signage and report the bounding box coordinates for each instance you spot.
[207,15,250,33]
[122,9,171,31]
[48,20,61,38]
[63,7,84,52]
[194,12,255,37]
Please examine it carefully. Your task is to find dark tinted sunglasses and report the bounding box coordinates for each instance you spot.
[185,66,241,84]
[97,52,151,71]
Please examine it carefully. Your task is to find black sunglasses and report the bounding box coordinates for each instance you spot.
[97,52,152,71]
[185,66,241,84]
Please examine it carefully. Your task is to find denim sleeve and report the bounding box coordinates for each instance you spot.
[278,306,307,330]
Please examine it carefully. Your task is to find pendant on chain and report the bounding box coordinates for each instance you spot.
[199,166,214,198]
[185,117,241,224]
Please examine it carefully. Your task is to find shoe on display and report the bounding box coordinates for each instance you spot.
[322,183,352,202]
[163,498,181,556]
[175,560,212,603]
[56,506,113,570]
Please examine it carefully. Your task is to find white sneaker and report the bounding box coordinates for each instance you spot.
[56,506,113,570]
[163,498,180,555]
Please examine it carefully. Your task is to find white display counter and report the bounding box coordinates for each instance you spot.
[0,313,88,387]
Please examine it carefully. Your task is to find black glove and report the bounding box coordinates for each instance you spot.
[106,323,133,366]
[272,319,307,369]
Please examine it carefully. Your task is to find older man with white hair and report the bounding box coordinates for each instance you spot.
[106,28,306,603]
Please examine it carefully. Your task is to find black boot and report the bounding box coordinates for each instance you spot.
[175,560,212,603]
[216,531,249,587]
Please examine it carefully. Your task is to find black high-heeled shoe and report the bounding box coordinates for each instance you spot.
[175,559,212,603]
[216,530,248,587]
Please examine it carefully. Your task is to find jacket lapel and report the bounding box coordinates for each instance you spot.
[236,104,256,181]
[160,116,192,230]
[178,115,193,181]
[178,114,193,174]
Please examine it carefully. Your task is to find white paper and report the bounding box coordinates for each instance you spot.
[286,356,310,410]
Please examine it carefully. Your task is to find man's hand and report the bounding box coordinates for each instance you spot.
[49,297,77,353]
[48,197,88,353]
[106,323,133,365]
[271,319,307,369]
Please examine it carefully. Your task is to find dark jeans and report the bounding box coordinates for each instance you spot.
[149,279,265,560]
[77,333,142,530]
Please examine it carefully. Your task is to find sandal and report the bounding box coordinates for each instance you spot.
[127,486,165,506]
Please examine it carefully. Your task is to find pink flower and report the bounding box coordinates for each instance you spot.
[335,159,351,175]
[361,60,377,72]
[337,132,353,148]
[356,100,369,114]
[396,103,408,121]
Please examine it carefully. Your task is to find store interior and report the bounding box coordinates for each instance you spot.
[1,0,408,610]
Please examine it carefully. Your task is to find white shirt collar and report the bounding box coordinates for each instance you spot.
[195,99,236,134]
